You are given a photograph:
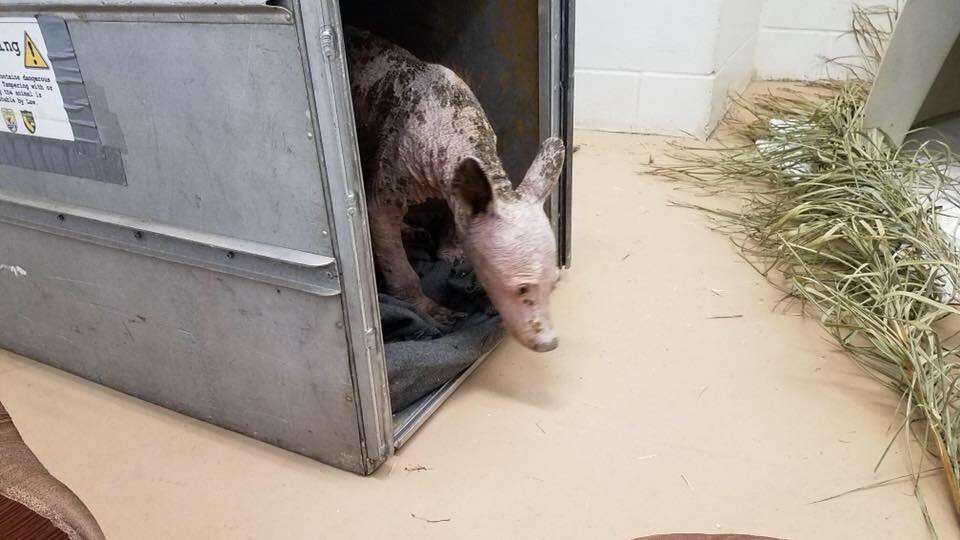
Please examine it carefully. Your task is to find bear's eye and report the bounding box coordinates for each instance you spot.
[517,285,529,296]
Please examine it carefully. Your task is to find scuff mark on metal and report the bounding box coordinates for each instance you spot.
[0,264,27,277]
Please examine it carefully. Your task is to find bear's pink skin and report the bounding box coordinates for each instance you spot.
[346,27,564,352]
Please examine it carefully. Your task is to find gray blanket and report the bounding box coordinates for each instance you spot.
[379,208,504,412]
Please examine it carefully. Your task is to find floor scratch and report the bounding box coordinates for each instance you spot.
[411,513,451,524]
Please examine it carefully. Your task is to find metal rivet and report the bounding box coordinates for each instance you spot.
[226,251,236,259]
[326,271,334,278]
[56,214,65,222]
[134,231,143,239]
[306,132,314,140]
[345,394,354,402]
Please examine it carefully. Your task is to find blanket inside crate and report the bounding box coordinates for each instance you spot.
[377,203,505,412]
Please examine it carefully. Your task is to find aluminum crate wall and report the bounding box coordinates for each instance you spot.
[0,1,376,474]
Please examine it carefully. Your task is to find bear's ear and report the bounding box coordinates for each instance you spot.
[452,156,494,216]
[519,137,565,203]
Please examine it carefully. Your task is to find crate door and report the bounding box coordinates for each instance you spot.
[294,0,394,474]
[541,0,576,267]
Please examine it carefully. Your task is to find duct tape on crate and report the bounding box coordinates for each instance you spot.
[0,16,121,184]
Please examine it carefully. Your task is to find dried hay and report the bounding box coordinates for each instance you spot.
[659,5,960,536]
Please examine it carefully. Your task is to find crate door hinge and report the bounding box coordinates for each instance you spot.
[320,26,339,60]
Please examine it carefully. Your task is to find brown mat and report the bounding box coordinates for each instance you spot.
[636,535,784,540]
[0,495,69,540]
[0,401,105,540]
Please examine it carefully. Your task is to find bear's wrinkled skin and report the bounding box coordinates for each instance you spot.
[345,27,564,352]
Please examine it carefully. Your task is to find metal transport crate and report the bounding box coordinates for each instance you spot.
[0,0,574,475]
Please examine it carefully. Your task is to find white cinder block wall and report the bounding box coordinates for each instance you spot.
[756,0,900,80]
[574,0,762,139]
[574,0,897,137]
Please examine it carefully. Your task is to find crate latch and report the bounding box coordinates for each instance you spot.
[320,26,339,60]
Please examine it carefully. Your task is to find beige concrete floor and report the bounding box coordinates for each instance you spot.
[2,129,959,539]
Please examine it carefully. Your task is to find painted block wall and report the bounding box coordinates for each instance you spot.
[573,0,898,137]
[756,0,900,80]
[574,0,762,139]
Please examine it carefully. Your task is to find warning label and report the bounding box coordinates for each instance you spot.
[22,32,50,70]
[0,18,74,141]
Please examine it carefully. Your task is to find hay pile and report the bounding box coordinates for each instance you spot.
[660,6,960,535]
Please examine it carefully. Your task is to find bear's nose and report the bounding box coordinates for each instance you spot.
[532,336,558,352]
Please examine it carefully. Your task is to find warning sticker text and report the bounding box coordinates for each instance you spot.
[0,18,74,141]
